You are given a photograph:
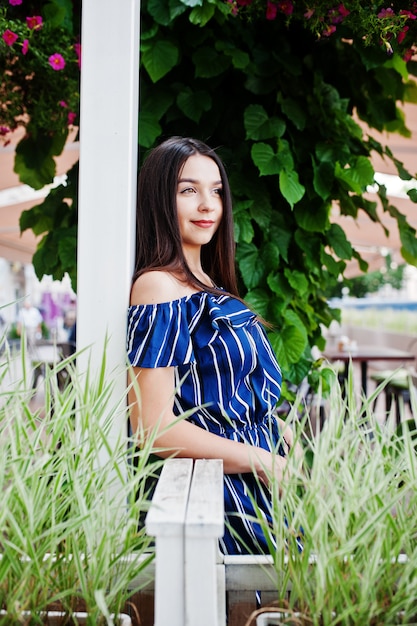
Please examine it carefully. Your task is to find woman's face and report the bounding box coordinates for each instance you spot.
[176,154,223,252]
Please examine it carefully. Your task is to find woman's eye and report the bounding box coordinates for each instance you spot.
[180,187,195,194]
[213,188,223,196]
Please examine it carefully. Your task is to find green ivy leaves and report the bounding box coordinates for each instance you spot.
[141,39,179,83]
[251,141,305,208]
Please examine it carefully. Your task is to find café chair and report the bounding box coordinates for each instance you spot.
[370,337,417,425]
[371,367,417,427]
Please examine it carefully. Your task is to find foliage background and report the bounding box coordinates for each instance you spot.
[1,0,417,389]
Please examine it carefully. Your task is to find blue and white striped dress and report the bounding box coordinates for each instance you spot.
[127,290,285,554]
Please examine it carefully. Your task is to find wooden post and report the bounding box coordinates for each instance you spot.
[77,0,140,449]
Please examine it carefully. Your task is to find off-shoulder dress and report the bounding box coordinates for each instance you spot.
[127,290,285,554]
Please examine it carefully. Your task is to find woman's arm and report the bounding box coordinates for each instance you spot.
[128,365,288,486]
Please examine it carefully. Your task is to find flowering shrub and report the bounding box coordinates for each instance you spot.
[0,0,80,164]
[227,0,417,58]
[2,0,417,384]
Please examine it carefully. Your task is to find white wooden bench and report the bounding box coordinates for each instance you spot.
[143,457,281,626]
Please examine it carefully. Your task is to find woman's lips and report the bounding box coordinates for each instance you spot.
[192,220,215,228]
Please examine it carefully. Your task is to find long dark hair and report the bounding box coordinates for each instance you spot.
[133,136,239,296]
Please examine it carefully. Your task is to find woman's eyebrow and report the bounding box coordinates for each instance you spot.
[178,177,223,185]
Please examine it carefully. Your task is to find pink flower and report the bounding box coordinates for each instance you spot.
[322,24,337,37]
[26,16,43,30]
[67,112,77,126]
[59,100,68,108]
[49,53,66,71]
[74,42,81,69]
[277,0,293,16]
[328,4,350,24]
[400,10,417,20]
[9,0,23,5]
[22,39,29,55]
[2,29,18,46]
[0,126,11,136]
[378,8,394,19]
[304,8,315,19]
[397,25,409,44]
[266,1,278,20]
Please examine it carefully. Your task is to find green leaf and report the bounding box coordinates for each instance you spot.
[189,4,215,26]
[14,136,57,189]
[267,272,293,299]
[138,113,162,147]
[58,230,77,269]
[142,40,179,82]
[384,55,409,81]
[327,223,353,260]
[269,325,307,370]
[335,157,375,193]
[244,288,270,319]
[270,223,291,263]
[193,47,230,77]
[279,170,305,208]
[181,0,203,6]
[262,242,280,272]
[278,96,306,131]
[43,0,74,32]
[147,0,188,25]
[236,243,265,290]
[284,269,309,296]
[177,88,212,123]
[294,202,331,233]
[312,160,334,201]
[228,48,250,70]
[399,221,417,259]
[251,143,281,176]
[244,105,285,141]
[234,209,254,244]
[408,189,417,203]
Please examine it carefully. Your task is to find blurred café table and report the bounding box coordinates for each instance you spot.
[323,344,415,396]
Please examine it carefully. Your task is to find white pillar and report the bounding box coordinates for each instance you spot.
[77,0,140,442]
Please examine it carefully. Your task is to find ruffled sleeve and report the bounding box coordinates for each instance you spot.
[127,299,195,368]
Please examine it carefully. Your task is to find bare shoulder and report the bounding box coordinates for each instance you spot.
[131,271,189,305]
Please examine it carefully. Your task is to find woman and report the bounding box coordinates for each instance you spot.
[127,136,296,554]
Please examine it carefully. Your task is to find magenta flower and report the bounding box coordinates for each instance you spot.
[9,0,23,5]
[26,16,43,30]
[22,39,29,55]
[322,24,337,37]
[328,4,350,24]
[74,42,81,69]
[304,8,315,19]
[59,100,68,108]
[228,0,239,17]
[236,0,253,5]
[378,8,395,18]
[397,25,409,44]
[266,1,278,20]
[67,112,77,126]
[400,10,417,20]
[0,126,11,136]
[403,47,415,62]
[3,29,18,46]
[277,0,293,16]
[49,53,66,71]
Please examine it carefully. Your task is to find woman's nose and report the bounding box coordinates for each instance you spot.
[199,191,216,211]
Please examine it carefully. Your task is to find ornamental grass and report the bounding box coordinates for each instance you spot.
[247,366,417,625]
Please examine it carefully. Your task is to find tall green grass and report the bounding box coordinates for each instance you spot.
[252,368,417,625]
[0,338,163,625]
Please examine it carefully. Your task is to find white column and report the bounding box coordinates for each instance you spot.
[77,0,140,443]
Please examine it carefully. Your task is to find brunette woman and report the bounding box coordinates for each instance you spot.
[127,136,297,554]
